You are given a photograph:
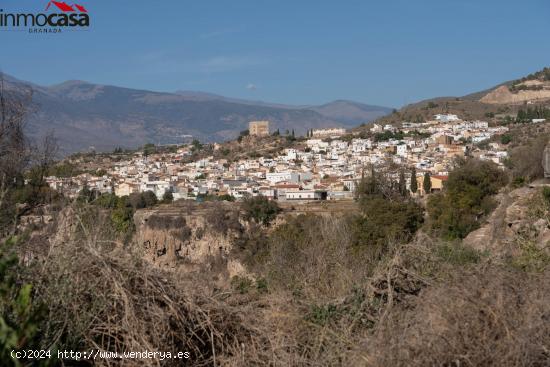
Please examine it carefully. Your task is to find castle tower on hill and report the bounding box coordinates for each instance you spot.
[249,120,270,137]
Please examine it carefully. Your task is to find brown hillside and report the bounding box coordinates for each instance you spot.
[480,84,550,104]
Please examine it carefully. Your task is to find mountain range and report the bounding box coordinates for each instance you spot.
[2,73,392,154]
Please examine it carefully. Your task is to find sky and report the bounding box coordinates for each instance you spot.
[1,0,549,108]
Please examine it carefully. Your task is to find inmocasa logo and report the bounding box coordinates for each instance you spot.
[0,1,90,33]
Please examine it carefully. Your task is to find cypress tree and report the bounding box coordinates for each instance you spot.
[410,166,418,194]
[423,172,432,194]
[398,169,406,197]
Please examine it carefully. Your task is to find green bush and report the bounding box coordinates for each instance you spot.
[0,238,48,367]
[511,240,550,273]
[231,276,253,294]
[354,167,424,249]
[306,304,339,326]
[128,191,157,209]
[242,196,281,226]
[353,198,424,249]
[88,193,135,236]
[256,278,268,294]
[434,242,483,265]
[162,191,173,203]
[542,187,550,204]
[111,207,135,234]
[427,159,507,239]
[500,134,512,144]
[93,192,121,209]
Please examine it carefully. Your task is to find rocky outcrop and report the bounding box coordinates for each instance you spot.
[134,202,245,271]
[463,183,550,257]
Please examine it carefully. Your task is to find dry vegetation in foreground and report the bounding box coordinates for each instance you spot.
[3,156,550,366]
[4,206,549,366]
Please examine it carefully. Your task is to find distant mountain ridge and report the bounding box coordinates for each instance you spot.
[2,74,392,154]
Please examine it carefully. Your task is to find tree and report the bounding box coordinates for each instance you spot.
[0,74,61,236]
[111,206,135,234]
[423,172,432,194]
[516,109,527,122]
[162,190,173,203]
[142,191,158,207]
[128,191,158,209]
[143,143,155,156]
[78,184,93,203]
[500,134,512,145]
[28,132,58,189]
[398,169,407,197]
[410,166,418,194]
[237,130,249,142]
[242,195,281,226]
[354,166,424,249]
[0,73,33,235]
[128,192,146,209]
[191,139,202,152]
[427,159,507,239]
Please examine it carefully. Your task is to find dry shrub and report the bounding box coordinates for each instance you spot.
[228,233,441,366]
[28,211,427,367]
[28,205,265,367]
[265,214,371,301]
[367,266,550,367]
[146,214,186,230]
[205,205,242,236]
[21,204,548,367]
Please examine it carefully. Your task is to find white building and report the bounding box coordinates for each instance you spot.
[351,139,371,152]
[434,114,460,122]
[371,124,383,133]
[266,172,300,184]
[285,190,327,201]
[312,128,346,138]
[286,149,298,160]
[396,144,408,157]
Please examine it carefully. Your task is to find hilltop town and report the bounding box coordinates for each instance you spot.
[45,114,516,202]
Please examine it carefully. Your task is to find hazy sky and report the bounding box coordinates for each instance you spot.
[1,0,549,107]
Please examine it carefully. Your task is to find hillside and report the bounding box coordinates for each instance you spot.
[309,100,392,125]
[361,67,550,128]
[2,73,391,154]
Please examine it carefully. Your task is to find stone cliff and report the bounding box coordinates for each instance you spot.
[463,182,550,262]
[133,201,248,276]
